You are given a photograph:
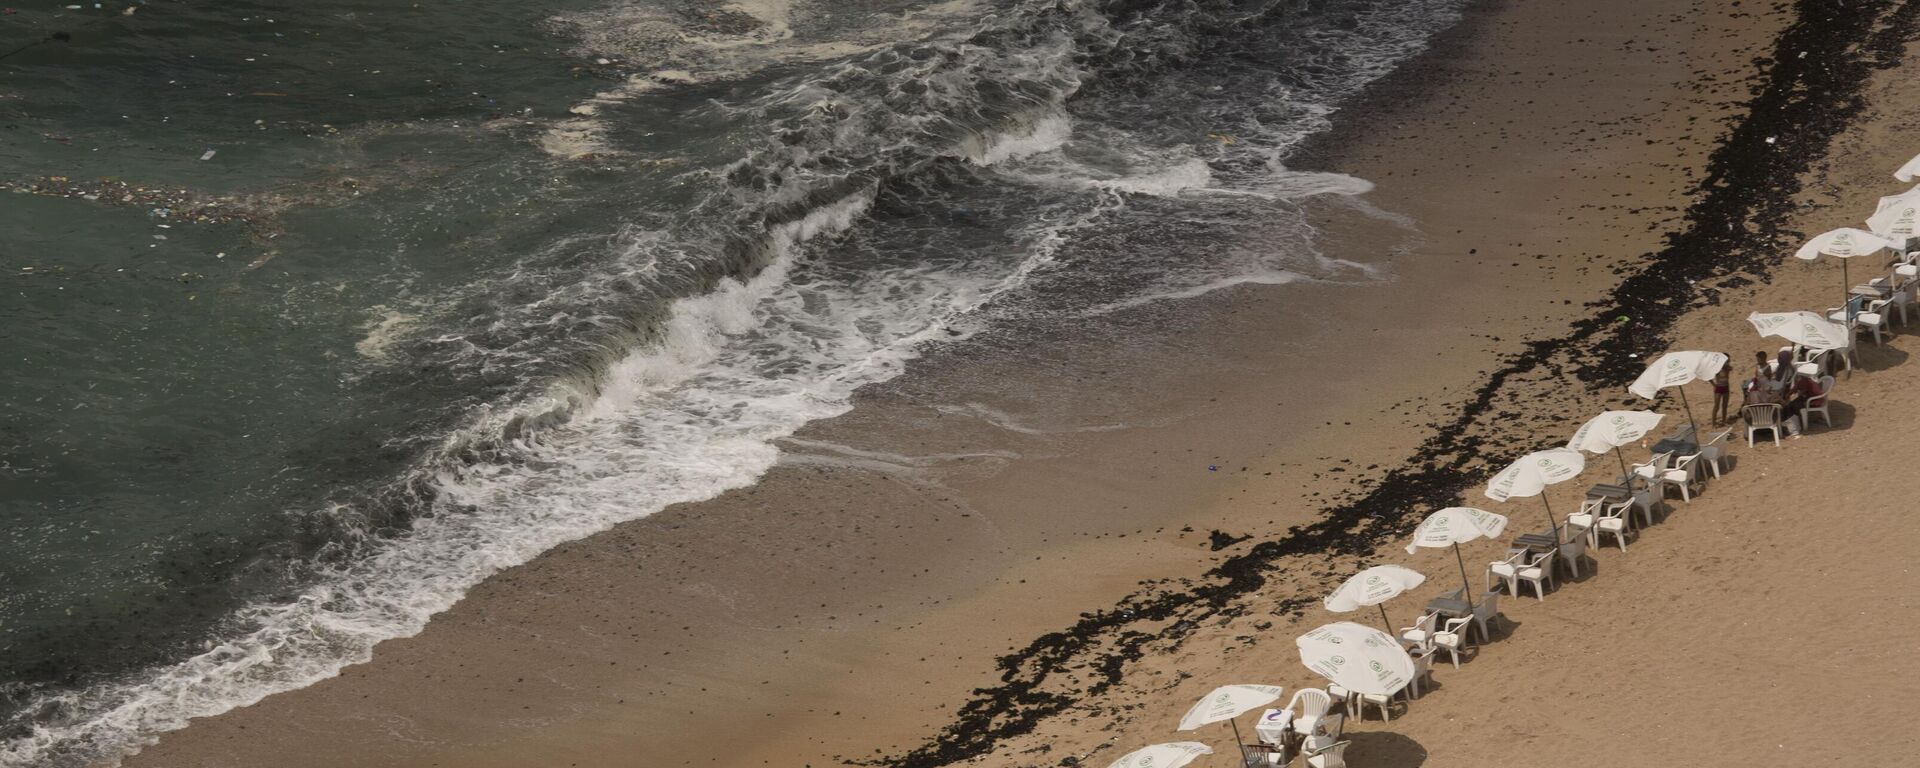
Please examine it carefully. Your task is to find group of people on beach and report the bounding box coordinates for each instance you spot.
[1709,349,1826,436]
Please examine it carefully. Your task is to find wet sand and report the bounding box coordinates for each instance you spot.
[120,0,1920,766]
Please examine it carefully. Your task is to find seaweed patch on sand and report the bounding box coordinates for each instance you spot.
[860,0,1920,765]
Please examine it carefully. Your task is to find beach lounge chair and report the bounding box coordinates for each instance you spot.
[1430,618,1471,670]
[1745,403,1784,447]
[1304,740,1351,768]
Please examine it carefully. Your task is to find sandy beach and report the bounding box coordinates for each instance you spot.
[114,0,1920,766]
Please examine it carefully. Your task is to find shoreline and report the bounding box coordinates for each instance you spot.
[113,0,1920,766]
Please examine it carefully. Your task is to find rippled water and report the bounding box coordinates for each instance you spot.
[0,0,1462,763]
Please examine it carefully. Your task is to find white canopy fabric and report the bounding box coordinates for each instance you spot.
[1404,507,1509,554]
[1566,410,1665,454]
[1628,351,1729,399]
[1872,185,1920,214]
[1749,310,1851,351]
[1323,565,1427,612]
[1176,684,1286,730]
[1296,622,1416,697]
[1484,448,1586,502]
[1897,153,1920,182]
[1106,743,1213,768]
[1868,192,1920,239]
[1794,228,1891,261]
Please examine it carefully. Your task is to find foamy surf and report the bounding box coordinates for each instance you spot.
[0,0,1468,763]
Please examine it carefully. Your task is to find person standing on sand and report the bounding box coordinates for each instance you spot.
[1711,360,1731,424]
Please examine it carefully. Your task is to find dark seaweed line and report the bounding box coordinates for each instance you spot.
[864,1,1920,766]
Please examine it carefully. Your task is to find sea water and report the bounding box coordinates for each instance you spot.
[0,0,1461,763]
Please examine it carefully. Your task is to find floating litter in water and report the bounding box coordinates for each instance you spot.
[200,149,216,160]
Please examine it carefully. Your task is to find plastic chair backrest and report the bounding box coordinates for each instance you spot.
[1476,590,1500,617]
[1287,688,1330,718]
[1745,403,1780,426]
[1306,741,1350,768]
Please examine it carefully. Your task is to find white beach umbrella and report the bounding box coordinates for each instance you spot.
[1324,565,1427,634]
[1628,350,1729,430]
[1404,507,1508,606]
[1748,310,1851,351]
[1295,622,1416,698]
[1106,743,1213,768]
[1485,448,1586,535]
[1897,153,1920,182]
[1795,228,1891,304]
[1176,683,1285,754]
[1567,410,1665,479]
[1866,193,1920,241]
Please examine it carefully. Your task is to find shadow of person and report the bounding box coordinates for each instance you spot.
[1344,730,1429,767]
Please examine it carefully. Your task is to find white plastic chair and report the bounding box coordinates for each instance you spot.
[1491,549,1552,601]
[1485,550,1525,595]
[1884,290,1911,326]
[1662,454,1704,503]
[1565,508,1597,550]
[1352,688,1400,722]
[1431,618,1471,670]
[1286,688,1335,737]
[1398,612,1438,652]
[1468,590,1504,643]
[1860,303,1890,345]
[1800,375,1834,429]
[1594,500,1632,553]
[1745,403,1784,447]
[1405,648,1434,697]
[1304,740,1351,768]
[1555,529,1587,579]
[1694,429,1730,479]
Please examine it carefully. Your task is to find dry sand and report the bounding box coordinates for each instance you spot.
[120,0,1920,766]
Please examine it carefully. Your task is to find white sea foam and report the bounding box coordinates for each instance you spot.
[0,174,1075,767]
[965,113,1074,166]
[0,0,1474,762]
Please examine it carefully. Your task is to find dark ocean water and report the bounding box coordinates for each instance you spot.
[0,0,1460,763]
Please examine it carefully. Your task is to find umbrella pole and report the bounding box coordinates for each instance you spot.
[1377,604,1394,635]
[1229,718,1248,766]
[1677,386,1697,433]
[1614,446,1631,484]
[1452,542,1477,610]
[1843,259,1851,307]
[1541,495,1561,537]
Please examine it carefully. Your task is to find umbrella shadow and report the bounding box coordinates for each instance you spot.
[1344,730,1430,767]
[1853,343,1909,373]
